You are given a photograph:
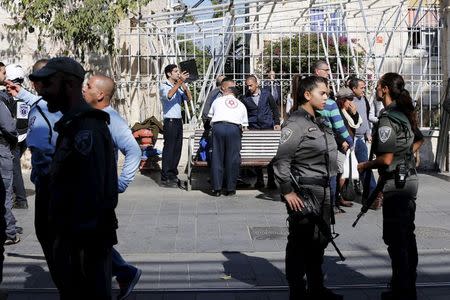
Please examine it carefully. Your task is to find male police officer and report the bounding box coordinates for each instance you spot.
[208,78,248,196]
[29,57,118,299]
[0,86,19,245]
[3,64,29,209]
[5,58,62,284]
[83,74,142,299]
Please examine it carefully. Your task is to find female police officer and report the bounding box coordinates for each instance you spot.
[358,73,424,300]
[273,76,342,300]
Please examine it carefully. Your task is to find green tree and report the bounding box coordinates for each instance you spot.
[0,0,150,60]
[260,33,362,75]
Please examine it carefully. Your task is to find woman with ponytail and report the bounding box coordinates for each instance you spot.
[358,73,424,300]
[273,75,342,300]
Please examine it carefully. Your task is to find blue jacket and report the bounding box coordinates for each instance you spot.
[243,89,280,129]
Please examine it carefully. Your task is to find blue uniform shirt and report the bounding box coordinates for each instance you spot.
[159,80,187,119]
[103,106,141,193]
[19,89,62,184]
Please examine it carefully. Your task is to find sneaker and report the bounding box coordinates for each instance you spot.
[13,202,28,209]
[15,226,23,234]
[4,236,20,246]
[117,268,142,300]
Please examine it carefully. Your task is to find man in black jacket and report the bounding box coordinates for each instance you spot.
[29,57,118,299]
[243,75,280,188]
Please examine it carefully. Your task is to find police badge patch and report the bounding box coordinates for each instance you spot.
[280,128,293,144]
[378,126,392,143]
[74,130,93,155]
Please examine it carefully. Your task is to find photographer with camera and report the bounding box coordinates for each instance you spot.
[357,73,424,300]
[273,75,342,300]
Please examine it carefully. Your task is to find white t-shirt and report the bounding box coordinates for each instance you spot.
[208,95,249,127]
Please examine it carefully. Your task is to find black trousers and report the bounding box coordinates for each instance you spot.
[210,122,241,191]
[53,236,112,300]
[161,118,183,181]
[255,161,275,184]
[34,174,60,288]
[12,141,27,205]
[0,168,6,284]
[285,185,331,299]
[382,175,418,300]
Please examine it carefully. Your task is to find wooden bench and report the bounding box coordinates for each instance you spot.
[187,129,281,190]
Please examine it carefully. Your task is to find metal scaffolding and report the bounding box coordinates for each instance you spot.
[113,0,443,129]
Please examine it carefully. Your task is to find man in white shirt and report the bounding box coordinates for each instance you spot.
[208,78,248,196]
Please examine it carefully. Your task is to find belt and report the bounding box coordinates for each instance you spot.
[164,118,182,121]
[295,176,329,187]
[213,121,239,126]
[383,168,417,180]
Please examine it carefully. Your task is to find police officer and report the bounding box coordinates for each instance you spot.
[5,58,62,285]
[83,74,142,298]
[4,64,29,209]
[29,57,118,299]
[0,84,20,245]
[273,75,342,300]
[0,168,6,283]
[358,73,424,300]
[208,78,248,196]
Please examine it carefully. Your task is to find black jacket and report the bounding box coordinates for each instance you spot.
[243,89,280,129]
[50,101,118,246]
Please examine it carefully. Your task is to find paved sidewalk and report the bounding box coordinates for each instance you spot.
[2,172,450,299]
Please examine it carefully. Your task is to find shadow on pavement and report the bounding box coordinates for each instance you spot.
[24,265,54,288]
[222,251,285,286]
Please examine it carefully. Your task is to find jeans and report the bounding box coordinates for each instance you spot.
[112,247,137,282]
[354,137,376,194]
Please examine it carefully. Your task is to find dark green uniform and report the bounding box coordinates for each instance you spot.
[273,108,338,299]
[374,103,423,300]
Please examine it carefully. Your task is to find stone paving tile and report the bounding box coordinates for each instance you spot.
[7,172,450,298]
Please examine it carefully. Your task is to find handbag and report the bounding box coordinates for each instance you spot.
[340,150,362,203]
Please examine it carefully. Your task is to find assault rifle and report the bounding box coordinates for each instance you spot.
[289,173,346,262]
[352,177,386,227]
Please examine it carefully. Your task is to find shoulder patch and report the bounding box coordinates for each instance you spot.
[17,102,30,119]
[280,128,293,144]
[74,130,93,155]
[378,126,392,143]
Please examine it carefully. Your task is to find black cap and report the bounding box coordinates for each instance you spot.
[29,57,85,81]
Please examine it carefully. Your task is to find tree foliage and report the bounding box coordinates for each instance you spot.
[0,0,151,59]
[260,33,363,75]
